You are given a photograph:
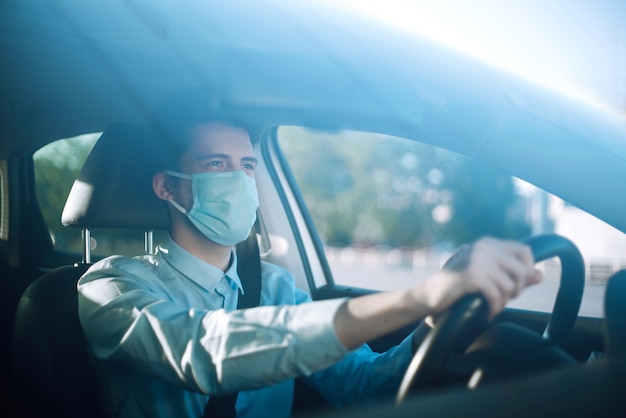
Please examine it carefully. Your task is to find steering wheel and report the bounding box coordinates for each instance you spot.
[396,234,585,404]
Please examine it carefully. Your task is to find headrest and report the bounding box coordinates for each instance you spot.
[61,123,170,230]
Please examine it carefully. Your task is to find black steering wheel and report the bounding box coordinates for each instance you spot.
[396,234,585,404]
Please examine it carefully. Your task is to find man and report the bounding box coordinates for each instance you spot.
[77,91,542,418]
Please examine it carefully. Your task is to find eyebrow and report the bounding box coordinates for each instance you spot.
[196,153,258,165]
[242,156,258,165]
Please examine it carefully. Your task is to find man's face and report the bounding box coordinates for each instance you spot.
[172,123,257,210]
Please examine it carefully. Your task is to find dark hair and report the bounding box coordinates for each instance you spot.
[150,86,263,170]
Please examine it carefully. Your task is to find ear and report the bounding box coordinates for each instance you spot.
[153,171,173,201]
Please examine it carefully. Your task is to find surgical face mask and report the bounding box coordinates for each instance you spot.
[166,170,259,246]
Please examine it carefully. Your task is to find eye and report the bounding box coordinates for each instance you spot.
[206,160,226,170]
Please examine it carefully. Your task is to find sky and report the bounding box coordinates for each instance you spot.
[339,0,626,114]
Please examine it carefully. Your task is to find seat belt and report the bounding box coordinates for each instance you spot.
[234,226,263,311]
[203,227,262,418]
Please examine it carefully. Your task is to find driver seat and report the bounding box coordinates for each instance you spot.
[10,123,168,417]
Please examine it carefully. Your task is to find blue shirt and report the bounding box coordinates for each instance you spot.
[77,236,414,417]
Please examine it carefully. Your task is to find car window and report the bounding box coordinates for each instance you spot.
[277,126,626,318]
[33,134,166,258]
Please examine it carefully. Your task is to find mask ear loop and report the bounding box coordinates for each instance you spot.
[164,170,191,215]
[168,198,189,215]
[164,170,191,180]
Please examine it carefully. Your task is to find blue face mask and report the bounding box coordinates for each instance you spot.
[166,170,259,246]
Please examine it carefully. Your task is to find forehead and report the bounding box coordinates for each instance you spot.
[177,122,255,171]
[187,123,253,154]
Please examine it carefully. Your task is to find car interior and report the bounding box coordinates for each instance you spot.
[2,1,626,417]
[6,121,626,418]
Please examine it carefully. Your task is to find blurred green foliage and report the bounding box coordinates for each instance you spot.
[279,127,530,248]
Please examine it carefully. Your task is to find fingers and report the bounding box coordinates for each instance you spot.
[494,242,533,298]
[473,270,505,319]
[448,237,543,318]
[530,269,543,285]
[497,240,542,308]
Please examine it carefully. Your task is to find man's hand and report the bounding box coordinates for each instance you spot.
[420,237,543,319]
[334,237,542,350]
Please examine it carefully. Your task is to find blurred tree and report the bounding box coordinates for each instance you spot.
[279,127,530,248]
[440,158,531,245]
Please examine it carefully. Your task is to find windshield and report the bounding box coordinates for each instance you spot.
[278,126,626,318]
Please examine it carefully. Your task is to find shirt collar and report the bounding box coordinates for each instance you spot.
[157,235,244,294]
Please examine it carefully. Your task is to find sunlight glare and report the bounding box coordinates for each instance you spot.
[338,0,619,114]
